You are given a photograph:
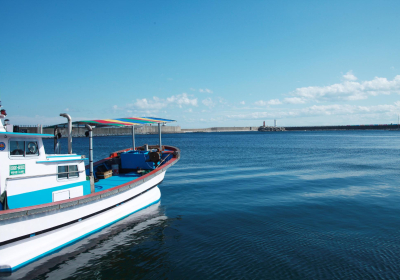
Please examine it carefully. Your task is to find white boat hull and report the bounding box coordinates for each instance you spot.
[0,172,165,272]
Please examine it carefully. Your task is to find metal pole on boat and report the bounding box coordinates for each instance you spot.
[85,124,95,193]
[158,123,162,150]
[60,113,72,154]
[54,127,58,154]
[85,124,94,177]
[132,125,135,151]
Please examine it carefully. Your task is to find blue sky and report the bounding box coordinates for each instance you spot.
[1,0,400,128]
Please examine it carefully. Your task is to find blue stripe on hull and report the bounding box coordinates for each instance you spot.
[7,181,92,209]
[5,196,161,273]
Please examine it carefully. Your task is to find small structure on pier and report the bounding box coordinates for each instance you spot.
[258,121,285,132]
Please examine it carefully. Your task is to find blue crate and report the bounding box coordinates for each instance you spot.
[120,151,156,170]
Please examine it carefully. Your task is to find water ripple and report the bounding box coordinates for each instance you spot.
[21,131,400,279]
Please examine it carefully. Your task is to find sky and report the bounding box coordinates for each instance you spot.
[1,0,400,128]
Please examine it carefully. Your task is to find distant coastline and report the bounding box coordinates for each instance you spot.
[12,123,400,137]
[284,124,400,131]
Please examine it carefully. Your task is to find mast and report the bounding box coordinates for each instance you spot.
[132,125,135,150]
[60,113,73,154]
[158,123,162,150]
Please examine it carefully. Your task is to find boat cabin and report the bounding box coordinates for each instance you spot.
[0,130,90,210]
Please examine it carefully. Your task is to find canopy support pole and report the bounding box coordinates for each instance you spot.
[60,113,72,154]
[132,125,135,151]
[85,124,94,177]
[54,126,59,154]
[158,123,162,150]
[85,124,95,193]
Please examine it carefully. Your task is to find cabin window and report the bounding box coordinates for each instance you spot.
[58,165,79,179]
[10,140,39,157]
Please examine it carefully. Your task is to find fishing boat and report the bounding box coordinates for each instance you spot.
[0,103,180,273]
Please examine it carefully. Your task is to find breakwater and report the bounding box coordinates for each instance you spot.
[17,125,259,136]
[284,124,400,131]
[182,126,259,133]
[17,125,263,135]
[15,123,400,137]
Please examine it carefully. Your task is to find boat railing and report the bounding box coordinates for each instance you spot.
[5,170,86,182]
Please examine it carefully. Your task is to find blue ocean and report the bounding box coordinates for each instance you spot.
[6,131,400,279]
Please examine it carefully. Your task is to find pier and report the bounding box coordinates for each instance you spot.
[12,123,400,137]
[284,124,400,131]
[181,127,259,133]
[14,125,260,136]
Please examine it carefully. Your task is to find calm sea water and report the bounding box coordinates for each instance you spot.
[5,131,400,279]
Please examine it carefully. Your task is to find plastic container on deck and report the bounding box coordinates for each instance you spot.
[120,151,155,170]
[112,164,119,175]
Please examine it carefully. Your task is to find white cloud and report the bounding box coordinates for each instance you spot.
[343,71,357,81]
[227,102,400,120]
[283,97,306,104]
[255,99,282,106]
[286,73,400,103]
[167,93,198,107]
[134,93,197,110]
[240,101,245,105]
[268,99,282,105]
[202,97,216,108]
[198,116,225,123]
[199,88,213,93]
[228,111,291,120]
[218,97,228,105]
[135,97,167,110]
[299,103,400,117]
[112,105,124,111]
[254,100,266,106]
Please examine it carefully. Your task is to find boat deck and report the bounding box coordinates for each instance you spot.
[94,172,141,192]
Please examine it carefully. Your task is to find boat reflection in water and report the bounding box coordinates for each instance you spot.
[3,202,178,279]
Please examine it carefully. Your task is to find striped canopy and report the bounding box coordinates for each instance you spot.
[50,117,175,128]
[74,117,175,127]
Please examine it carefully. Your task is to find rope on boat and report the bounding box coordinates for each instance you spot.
[156,153,172,168]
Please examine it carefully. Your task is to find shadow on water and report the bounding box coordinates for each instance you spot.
[2,202,183,280]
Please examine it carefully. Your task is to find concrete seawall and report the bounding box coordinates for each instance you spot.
[182,127,259,133]
[284,124,400,131]
[16,124,400,137]
[18,125,259,136]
